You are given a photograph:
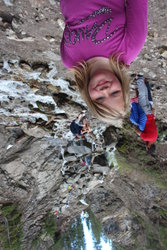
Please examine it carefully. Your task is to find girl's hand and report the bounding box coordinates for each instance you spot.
[135,128,141,136]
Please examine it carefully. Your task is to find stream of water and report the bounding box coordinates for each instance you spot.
[55,210,116,250]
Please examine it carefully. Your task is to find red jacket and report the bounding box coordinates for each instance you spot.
[140,114,158,142]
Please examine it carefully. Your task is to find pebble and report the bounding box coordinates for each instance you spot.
[162,61,166,68]
[161,51,167,59]
[12,19,20,31]
[144,54,151,60]
[153,32,158,38]
[143,68,149,73]
[148,72,156,79]
[49,38,55,43]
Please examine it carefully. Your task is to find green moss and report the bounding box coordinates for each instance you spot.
[1,204,16,216]
[116,153,167,189]
[0,203,23,250]
[53,237,63,250]
[117,143,129,154]
[32,212,57,247]
[32,234,41,247]
[158,129,167,142]
[116,154,133,173]
[144,167,167,189]
[159,209,167,217]
[130,213,167,250]
[132,215,155,250]
[114,244,129,250]
[43,213,57,238]
[159,226,167,248]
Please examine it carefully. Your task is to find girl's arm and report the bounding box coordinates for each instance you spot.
[125,0,148,56]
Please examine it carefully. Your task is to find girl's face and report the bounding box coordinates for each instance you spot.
[88,69,124,112]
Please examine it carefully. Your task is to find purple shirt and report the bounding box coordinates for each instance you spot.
[60,0,148,68]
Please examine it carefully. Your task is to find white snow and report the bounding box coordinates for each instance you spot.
[3,61,11,72]
[46,62,58,79]
[3,0,13,6]
[57,19,65,30]
[0,58,85,127]
[0,79,65,123]
[7,144,13,150]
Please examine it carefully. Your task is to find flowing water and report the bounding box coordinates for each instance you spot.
[55,209,116,250]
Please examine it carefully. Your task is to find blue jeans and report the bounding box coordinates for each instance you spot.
[137,77,152,115]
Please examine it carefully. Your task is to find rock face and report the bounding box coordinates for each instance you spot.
[0,121,167,249]
[0,0,167,250]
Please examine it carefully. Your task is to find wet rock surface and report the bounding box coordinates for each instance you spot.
[0,0,167,249]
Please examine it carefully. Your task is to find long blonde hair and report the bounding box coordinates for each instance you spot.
[72,56,130,124]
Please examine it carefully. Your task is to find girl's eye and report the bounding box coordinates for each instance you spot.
[111,91,120,96]
[96,97,103,102]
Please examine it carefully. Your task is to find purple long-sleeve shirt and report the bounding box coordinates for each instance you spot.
[60,0,148,68]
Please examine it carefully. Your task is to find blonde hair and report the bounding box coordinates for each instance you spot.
[72,56,130,124]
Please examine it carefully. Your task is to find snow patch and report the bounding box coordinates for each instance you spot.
[0,80,66,123]
[3,0,13,6]
[7,144,13,150]
[57,19,65,30]
[46,62,57,78]
[3,61,11,72]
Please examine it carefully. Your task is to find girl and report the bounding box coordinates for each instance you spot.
[130,76,157,153]
[60,0,148,123]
